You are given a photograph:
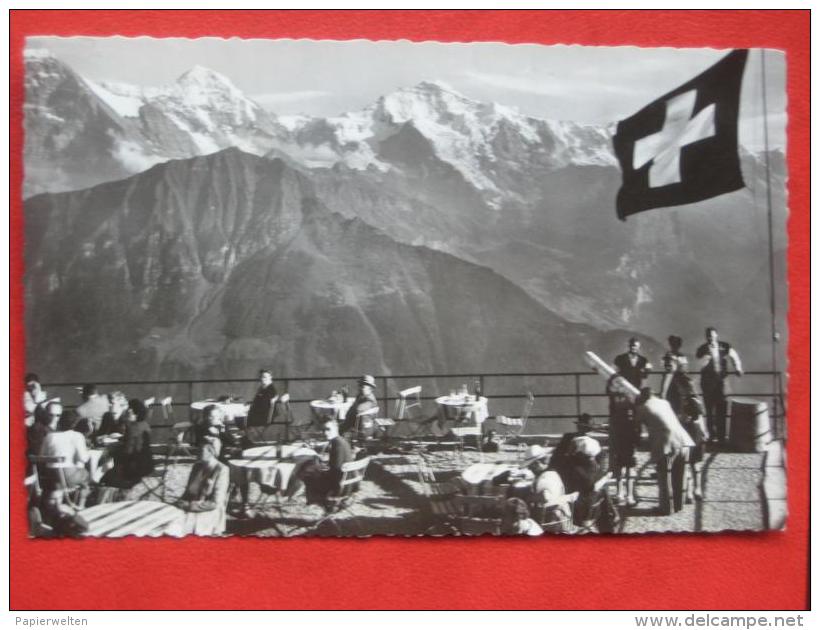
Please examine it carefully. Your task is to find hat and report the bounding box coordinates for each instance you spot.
[358,374,376,388]
[571,436,601,458]
[521,444,548,467]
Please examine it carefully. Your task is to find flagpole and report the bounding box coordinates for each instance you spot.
[759,49,780,429]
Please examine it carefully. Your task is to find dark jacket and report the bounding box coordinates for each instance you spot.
[614,352,651,389]
[247,384,278,427]
[340,393,378,435]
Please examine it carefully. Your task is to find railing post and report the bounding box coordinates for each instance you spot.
[283,378,290,442]
[574,374,581,418]
[381,377,389,417]
[188,380,194,423]
[479,375,485,398]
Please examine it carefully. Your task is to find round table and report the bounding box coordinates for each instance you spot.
[229,444,318,494]
[459,462,533,496]
[190,400,250,421]
[435,395,489,425]
[77,500,185,537]
[309,398,354,422]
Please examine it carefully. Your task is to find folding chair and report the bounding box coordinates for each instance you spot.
[496,391,535,443]
[159,397,193,500]
[309,457,371,535]
[416,455,461,535]
[450,425,484,460]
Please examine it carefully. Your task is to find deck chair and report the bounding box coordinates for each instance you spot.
[309,457,371,535]
[496,391,535,443]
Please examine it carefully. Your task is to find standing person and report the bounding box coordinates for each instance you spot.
[663,354,708,502]
[634,388,694,516]
[660,335,688,397]
[245,369,278,444]
[606,375,639,507]
[340,375,379,437]
[695,327,743,445]
[23,373,47,427]
[614,337,653,391]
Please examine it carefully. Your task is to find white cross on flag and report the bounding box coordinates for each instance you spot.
[613,49,748,220]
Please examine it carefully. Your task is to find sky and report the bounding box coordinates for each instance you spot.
[27,36,786,150]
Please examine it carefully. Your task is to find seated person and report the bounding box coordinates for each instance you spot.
[560,436,616,530]
[27,401,60,458]
[24,372,47,427]
[97,391,128,437]
[100,399,154,488]
[74,383,110,437]
[177,438,230,536]
[37,410,92,518]
[493,444,549,488]
[500,497,544,536]
[195,404,242,460]
[295,418,354,507]
[548,413,595,477]
[340,375,379,437]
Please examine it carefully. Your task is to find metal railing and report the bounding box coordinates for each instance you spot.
[42,369,787,442]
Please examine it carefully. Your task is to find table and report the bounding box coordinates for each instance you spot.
[190,400,250,421]
[459,462,533,496]
[309,398,354,422]
[435,395,489,425]
[229,444,319,494]
[77,500,185,537]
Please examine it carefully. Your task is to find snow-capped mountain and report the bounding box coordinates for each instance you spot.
[268,80,616,209]
[23,50,285,196]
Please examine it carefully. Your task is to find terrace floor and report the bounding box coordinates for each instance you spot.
[114,439,785,537]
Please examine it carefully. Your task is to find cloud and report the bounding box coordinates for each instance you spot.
[251,90,330,107]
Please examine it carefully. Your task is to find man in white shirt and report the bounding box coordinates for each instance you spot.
[38,412,91,500]
[634,388,695,515]
[695,327,743,444]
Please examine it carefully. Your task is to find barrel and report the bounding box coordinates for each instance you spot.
[727,397,771,452]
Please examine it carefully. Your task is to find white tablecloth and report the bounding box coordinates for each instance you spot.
[435,396,489,425]
[228,444,318,493]
[190,400,250,420]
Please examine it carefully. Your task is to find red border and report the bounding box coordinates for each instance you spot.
[9,10,809,610]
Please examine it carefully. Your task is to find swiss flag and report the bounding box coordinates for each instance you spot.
[613,49,748,220]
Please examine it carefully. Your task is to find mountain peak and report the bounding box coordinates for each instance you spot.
[176,65,238,91]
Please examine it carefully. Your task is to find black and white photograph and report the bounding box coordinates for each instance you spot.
[22,36,788,538]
